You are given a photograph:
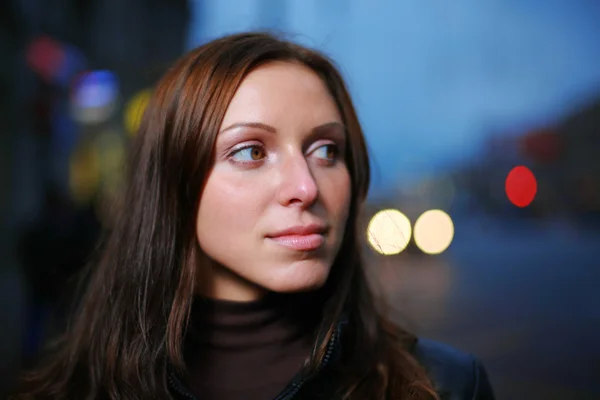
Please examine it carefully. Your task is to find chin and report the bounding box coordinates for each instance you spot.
[263,259,331,293]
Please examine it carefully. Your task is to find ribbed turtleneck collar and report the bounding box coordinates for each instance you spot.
[182,292,322,400]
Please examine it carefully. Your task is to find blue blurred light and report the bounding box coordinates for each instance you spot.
[72,70,119,109]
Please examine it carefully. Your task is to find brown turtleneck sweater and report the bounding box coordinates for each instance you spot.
[182,293,321,400]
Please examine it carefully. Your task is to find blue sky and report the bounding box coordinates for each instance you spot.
[187,0,600,196]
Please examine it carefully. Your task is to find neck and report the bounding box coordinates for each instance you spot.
[188,292,321,347]
[195,259,268,302]
[182,292,323,399]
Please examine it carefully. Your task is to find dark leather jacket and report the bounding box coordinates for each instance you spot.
[168,322,496,400]
[413,339,495,400]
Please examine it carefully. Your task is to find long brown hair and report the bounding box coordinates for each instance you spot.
[11,32,438,399]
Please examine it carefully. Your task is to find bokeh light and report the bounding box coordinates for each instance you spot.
[94,130,126,194]
[413,209,454,255]
[26,36,65,83]
[69,141,100,205]
[366,209,412,255]
[124,89,152,136]
[505,165,537,208]
[70,70,119,124]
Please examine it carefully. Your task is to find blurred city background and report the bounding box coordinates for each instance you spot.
[1,1,599,399]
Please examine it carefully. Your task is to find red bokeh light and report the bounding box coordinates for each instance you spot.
[505,166,537,208]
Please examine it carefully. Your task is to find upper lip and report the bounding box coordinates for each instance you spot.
[266,223,328,238]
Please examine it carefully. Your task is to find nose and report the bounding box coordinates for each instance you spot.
[276,152,319,208]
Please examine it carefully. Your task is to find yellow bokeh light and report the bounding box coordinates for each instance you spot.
[95,130,126,193]
[69,142,100,206]
[413,209,454,255]
[366,209,412,255]
[124,89,152,136]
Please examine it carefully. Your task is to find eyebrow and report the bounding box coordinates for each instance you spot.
[219,121,345,135]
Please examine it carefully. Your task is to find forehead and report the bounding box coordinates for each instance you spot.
[220,61,342,128]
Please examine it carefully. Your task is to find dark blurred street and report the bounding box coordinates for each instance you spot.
[375,216,600,400]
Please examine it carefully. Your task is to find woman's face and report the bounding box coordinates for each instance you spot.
[196,61,351,301]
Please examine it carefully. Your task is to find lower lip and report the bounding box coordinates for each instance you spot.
[267,234,325,251]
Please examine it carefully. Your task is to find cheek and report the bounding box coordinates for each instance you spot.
[314,168,352,248]
[196,173,265,244]
[320,168,352,218]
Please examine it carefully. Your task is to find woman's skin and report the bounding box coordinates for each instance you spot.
[195,61,352,301]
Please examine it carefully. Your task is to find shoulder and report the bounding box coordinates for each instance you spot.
[412,338,496,400]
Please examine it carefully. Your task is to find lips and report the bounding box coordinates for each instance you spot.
[266,223,328,251]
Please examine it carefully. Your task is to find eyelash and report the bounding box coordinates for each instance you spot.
[227,143,340,166]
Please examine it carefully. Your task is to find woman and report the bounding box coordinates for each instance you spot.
[11,32,495,400]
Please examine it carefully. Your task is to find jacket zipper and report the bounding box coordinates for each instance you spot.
[168,371,198,400]
[273,327,339,400]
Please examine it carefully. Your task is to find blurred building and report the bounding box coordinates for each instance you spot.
[452,97,600,223]
[1,0,192,391]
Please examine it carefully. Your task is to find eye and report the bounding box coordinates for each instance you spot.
[231,146,265,162]
[312,144,339,161]
[230,145,266,163]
